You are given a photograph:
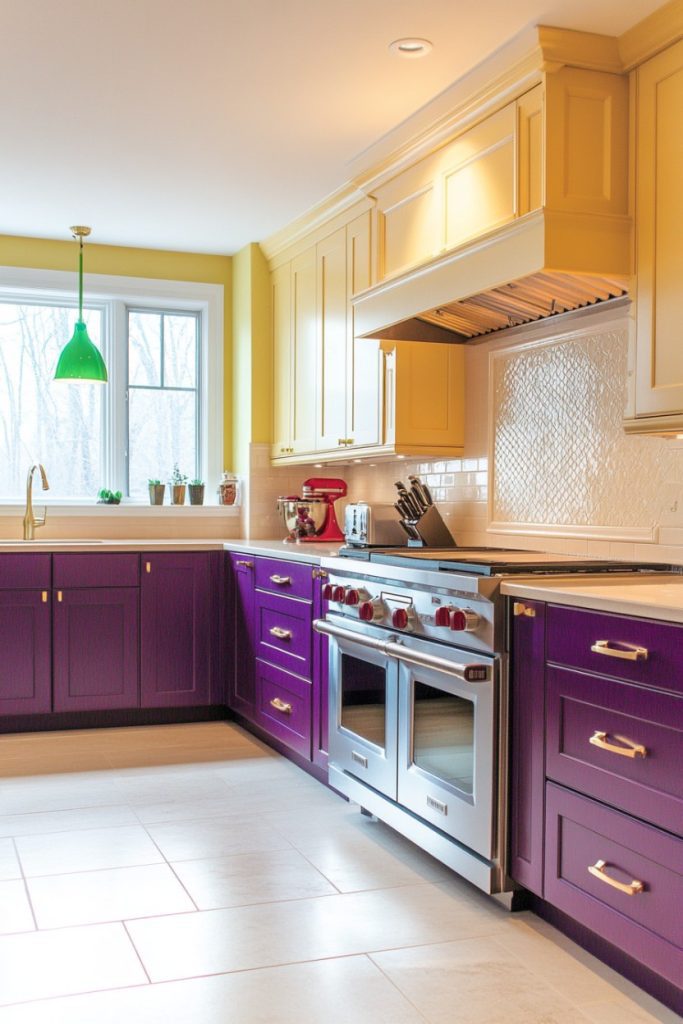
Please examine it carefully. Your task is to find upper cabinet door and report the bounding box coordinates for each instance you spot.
[271,261,293,458]
[346,211,381,450]
[316,227,348,452]
[290,247,318,455]
[633,38,683,419]
[375,152,440,279]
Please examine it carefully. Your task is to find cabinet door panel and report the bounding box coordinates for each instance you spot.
[291,248,317,455]
[53,588,139,712]
[140,553,211,708]
[271,261,293,457]
[517,84,544,215]
[347,212,381,449]
[316,228,348,452]
[376,155,439,279]
[443,103,516,250]
[635,39,683,416]
[393,341,465,449]
[229,553,256,719]
[0,590,51,716]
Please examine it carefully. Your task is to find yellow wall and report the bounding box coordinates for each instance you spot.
[231,242,272,476]
[0,234,233,464]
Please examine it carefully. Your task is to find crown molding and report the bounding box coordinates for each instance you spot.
[618,0,683,70]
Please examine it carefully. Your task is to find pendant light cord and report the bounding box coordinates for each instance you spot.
[78,236,84,322]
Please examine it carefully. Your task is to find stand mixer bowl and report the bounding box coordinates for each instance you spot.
[277,497,329,540]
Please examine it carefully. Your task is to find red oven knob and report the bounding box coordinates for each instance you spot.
[321,583,334,601]
[344,587,369,606]
[359,599,383,622]
[332,585,347,603]
[434,606,452,627]
[391,607,411,630]
[450,608,481,632]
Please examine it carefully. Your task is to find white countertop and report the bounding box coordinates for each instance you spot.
[501,573,683,623]
[0,537,345,564]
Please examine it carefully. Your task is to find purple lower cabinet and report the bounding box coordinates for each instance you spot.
[509,598,546,896]
[53,587,139,712]
[140,552,212,708]
[256,590,312,678]
[544,782,683,990]
[255,658,312,759]
[228,553,257,720]
[312,576,328,770]
[0,589,51,715]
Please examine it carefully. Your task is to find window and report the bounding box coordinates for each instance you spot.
[0,268,223,503]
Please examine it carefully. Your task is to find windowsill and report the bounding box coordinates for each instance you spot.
[0,502,241,518]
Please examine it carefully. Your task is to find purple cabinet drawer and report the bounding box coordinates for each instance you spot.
[53,553,140,589]
[547,666,683,834]
[547,605,683,695]
[545,783,683,989]
[256,659,312,758]
[255,557,313,601]
[0,554,51,590]
[256,591,312,679]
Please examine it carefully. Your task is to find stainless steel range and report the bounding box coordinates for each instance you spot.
[313,548,666,898]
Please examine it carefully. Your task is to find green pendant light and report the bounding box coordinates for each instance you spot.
[54,226,108,383]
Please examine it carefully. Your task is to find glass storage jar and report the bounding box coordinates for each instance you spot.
[218,472,239,506]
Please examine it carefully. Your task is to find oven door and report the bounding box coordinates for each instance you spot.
[393,637,496,860]
[322,620,399,800]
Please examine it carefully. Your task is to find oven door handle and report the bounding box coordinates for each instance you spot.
[384,640,491,683]
[313,619,490,683]
[312,618,389,655]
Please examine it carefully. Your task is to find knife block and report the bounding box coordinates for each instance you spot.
[407,505,457,548]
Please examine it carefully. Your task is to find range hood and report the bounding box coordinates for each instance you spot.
[353,208,629,344]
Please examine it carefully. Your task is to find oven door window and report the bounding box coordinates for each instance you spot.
[412,681,474,795]
[340,653,387,750]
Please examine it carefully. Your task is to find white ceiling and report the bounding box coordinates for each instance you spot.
[0,0,664,255]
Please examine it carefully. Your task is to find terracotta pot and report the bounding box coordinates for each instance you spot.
[171,484,186,505]
[188,484,205,505]
[148,484,165,505]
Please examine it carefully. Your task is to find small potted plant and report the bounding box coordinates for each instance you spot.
[97,488,122,505]
[148,479,165,505]
[188,478,205,505]
[169,463,187,505]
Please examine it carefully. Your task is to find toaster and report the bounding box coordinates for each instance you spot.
[344,502,405,547]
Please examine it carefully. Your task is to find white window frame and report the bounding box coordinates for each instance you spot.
[0,266,224,508]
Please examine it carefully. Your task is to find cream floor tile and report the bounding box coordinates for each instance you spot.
[145,816,293,861]
[0,880,35,935]
[111,771,233,806]
[370,938,592,1024]
[0,774,123,815]
[0,922,147,1006]
[495,915,657,1007]
[133,795,245,825]
[0,804,139,838]
[0,838,21,880]
[581,999,682,1023]
[27,863,196,928]
[126,881,504,982]
[171,848,338,909]
[16,824,164,878]
[0,954,426,1024]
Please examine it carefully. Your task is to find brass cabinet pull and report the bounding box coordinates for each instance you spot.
[145,561,152,574]
[338,438,346,446]
[41,590,48,603]
[312,568,328,580]
[513,601,536,618]
[56,590,63,602]
[588,859,645,896]
[269,626,292,640]
[591,639,648,661]
[270,697,293,714]
[345,437,354,445]
[269,574,292,586]
[589,731,647,759]
[235,560,254,569]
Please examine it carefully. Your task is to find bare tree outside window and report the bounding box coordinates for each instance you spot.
[0,302,103,499]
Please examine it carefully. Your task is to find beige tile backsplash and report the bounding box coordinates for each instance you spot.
[250,306,683,567]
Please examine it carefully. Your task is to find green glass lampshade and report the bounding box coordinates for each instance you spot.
[54,321,108,383]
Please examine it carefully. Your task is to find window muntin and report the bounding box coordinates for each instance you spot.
[126,309,200,498]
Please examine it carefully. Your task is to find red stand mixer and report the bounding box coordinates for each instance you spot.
[277,477,347,543]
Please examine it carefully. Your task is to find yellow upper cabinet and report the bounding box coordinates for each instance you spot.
[624,37,683,433]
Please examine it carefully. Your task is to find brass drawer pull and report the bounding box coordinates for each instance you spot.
[270,697,293,714]
[591,639,648,661]
[269,626,292,640]
[41,591,48,603]
[235,560,254,569]
[588,859,645,896]
[145,561,152,574]
[56,590,63,603]
[589,731,647,759]
[513,602,536,618]
[269,574,292,586]
[312,568,328,580]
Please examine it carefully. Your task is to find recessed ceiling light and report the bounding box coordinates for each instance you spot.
[389,38,433,59]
